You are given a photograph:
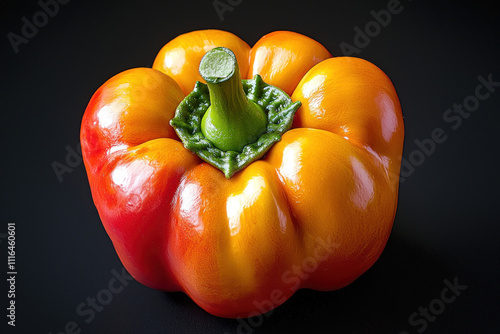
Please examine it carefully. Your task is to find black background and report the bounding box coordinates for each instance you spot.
[1,0,499,333]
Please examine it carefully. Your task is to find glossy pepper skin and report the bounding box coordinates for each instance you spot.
[81,29,404,318]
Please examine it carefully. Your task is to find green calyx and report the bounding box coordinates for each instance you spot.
[170,47,301,178]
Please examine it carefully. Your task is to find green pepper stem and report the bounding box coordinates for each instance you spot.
[200,47,267,152]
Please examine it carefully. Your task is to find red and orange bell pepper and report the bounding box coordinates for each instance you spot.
[80,29,404,318]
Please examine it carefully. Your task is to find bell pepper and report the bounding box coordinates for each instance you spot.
[80,29,404,318]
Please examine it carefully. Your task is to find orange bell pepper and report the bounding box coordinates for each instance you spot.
[80,29,404,318]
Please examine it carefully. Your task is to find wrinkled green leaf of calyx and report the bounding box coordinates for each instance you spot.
[170,74,301,178]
